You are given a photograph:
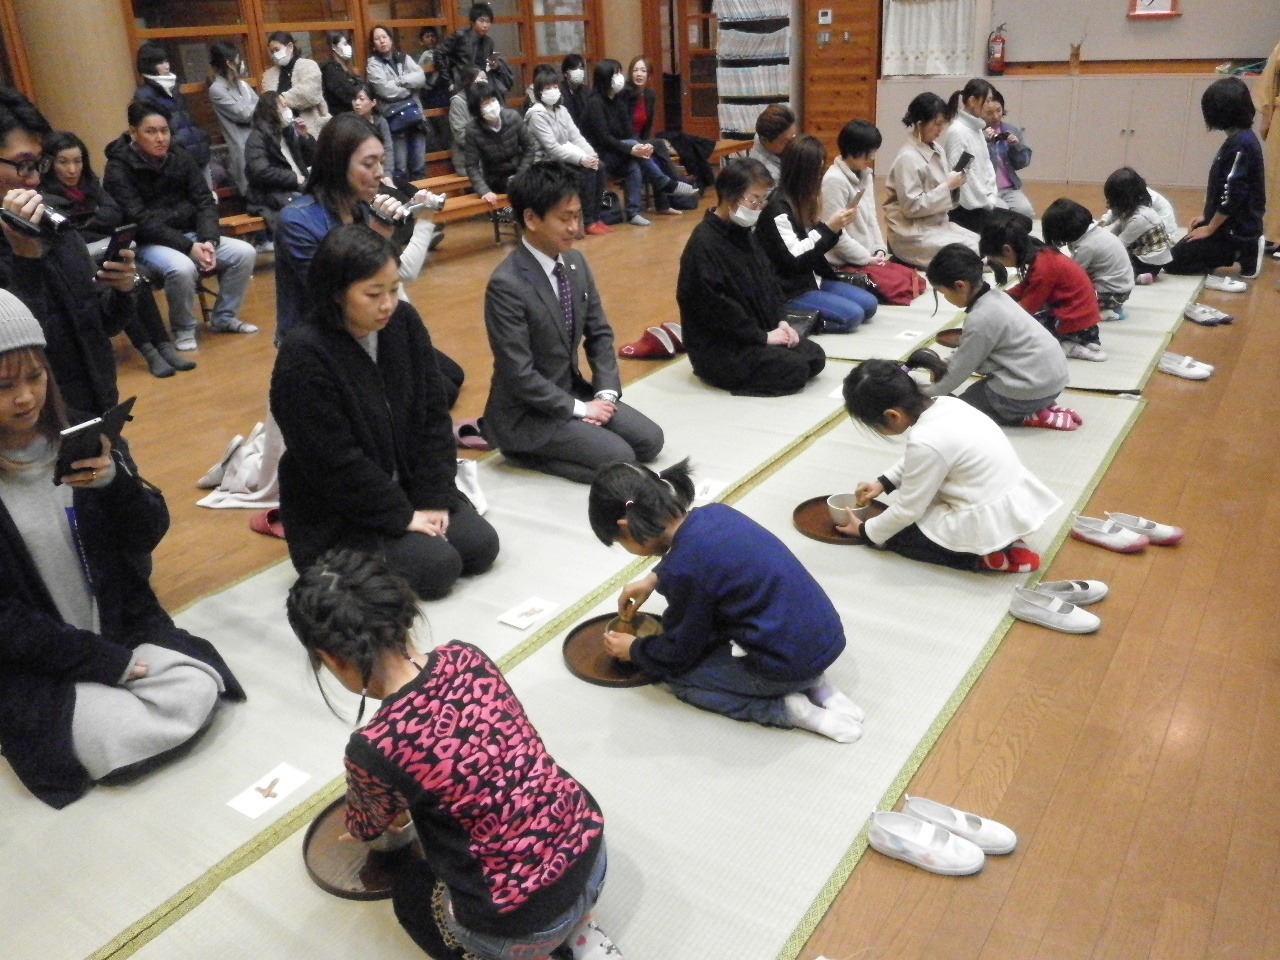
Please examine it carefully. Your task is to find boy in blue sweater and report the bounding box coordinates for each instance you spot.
[589,459,862,742]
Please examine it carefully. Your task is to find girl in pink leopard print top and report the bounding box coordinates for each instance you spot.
[288,548,624,960]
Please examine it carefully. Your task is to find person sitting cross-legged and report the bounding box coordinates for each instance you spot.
[481,161,664,483]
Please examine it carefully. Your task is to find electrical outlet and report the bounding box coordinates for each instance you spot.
[817,29,831,46]
[817,9,833,25]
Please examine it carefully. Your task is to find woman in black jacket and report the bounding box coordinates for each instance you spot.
[0,293,244,808]
[244,92,317,234]
[581,59,695,225]
[270,225,498,599]
[132,42,212,182]
[754,134,877,332]
[40,131,194,378]
[676,158,825,396]
[461,81,534,206]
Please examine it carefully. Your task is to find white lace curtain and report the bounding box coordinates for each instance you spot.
[882,0,975,76]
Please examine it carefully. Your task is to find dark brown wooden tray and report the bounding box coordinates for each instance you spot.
[935,328,963,349]
[563,613,659,688]
[302,797,423,901]
[792,496,887,545]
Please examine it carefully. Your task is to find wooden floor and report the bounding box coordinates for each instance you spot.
[119,184,1280,960]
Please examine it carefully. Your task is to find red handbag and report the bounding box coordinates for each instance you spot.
[839,262,925,306]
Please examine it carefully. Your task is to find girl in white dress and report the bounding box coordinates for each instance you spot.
[834,357,1061,573]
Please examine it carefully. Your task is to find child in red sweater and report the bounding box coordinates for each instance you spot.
[980,221,1106,362]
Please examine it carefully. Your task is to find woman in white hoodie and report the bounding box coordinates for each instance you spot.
[523,64,608,233]
[939,79,1031,236]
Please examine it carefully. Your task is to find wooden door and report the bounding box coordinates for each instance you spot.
[675,0,720,139]
[802,0,879,158]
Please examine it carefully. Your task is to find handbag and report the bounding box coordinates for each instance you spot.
[847,261,926,306]
[783,308,822,339]
[383,96,425,134]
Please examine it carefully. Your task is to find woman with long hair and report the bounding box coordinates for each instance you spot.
[262,31,330,138]
[366,25,427,181]
[755,133,877,332]
[206,41,258,193]
[243,91,317,234]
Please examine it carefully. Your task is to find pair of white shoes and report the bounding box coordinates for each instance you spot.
[867,796,1017,876]
[1009,579,1108,634]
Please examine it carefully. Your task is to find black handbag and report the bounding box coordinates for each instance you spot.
[783,308,822,339]
[384,96,425,134]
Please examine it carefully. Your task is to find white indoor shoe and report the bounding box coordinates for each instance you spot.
[1203,274,1247,293]
[1070,514,1149,553]
[1009,587,1102,634]
[1158,352,1213,380]
[1034,579,1109,605]
[866,811,985,876]
[1183,303,1233,326]
[902,795,1018,855]
[1105,511,1184,546]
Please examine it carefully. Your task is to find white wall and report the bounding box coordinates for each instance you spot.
[990,0,1280,63]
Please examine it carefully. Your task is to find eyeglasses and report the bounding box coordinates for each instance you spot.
[740,194,769,210]
[0,155,51,178]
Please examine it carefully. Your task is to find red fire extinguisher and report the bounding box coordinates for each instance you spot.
[987,23,1007,76]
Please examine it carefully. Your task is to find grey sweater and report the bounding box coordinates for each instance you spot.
[1069,224,1134,297]
[927,286,1069,401]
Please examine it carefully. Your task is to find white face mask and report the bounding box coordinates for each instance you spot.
[541,88,561,107]
[271,47,292,67]
[481,102,501,121]
[730,205,761,228]
[336,41,352,60]
[611,73,626,94]
[280,107,294,124]
[567,68,585,85]
[475,72,487,84]
[147,73,177,93]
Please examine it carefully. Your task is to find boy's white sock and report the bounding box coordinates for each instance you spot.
[784,693,862,743]
[807,678,865,722]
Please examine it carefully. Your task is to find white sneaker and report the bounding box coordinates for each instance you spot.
[1063,341,1107,362]
[866,811,985,876]
[1009,587,1102,634]
[1184,303,1233,326]
[1104,511,1184,546]
[1158,351,1213,380]
[1203,274,1247,293]
[1070,514,1149,553]
[1034,579,1109,605]
[902,795,1018,855]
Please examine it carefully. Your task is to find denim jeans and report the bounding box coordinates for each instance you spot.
[440,842,609,960]
[789,279,878,330]
[393,127,427,180]
[137,235,256,335]
[666,643,819,727]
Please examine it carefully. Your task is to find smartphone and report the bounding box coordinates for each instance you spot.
[103,223,137,263]
[953,151,974,173]
[992,130,1011,142]
[54,396,137,484]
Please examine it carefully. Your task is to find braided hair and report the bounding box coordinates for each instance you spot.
[286,548,420,722]
[843,357,933,431]
[588,458,696,547]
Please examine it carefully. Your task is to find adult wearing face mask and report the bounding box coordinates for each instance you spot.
[321,32,362,118]
[462,82,534,208]
[244,92,317,235]
[524,64,607,235]
[448,66,487,177]
[581,58,695,226]
[262,32,330,139]
[206,42,258,195]
[132,43,211,182]
[676,158,825,397]
[559,54,589,125]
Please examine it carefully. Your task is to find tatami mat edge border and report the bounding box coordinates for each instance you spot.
[774,394,1146,960]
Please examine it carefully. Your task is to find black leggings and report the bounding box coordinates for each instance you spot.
[880,523,982,571]
[378,499,499,600]
[1128,252,1165,279]
[122,277,175,351]
[1164,230,1248,275]
[576,165,604,226]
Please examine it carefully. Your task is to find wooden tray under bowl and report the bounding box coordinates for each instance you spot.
[563,613,659,688]
[793,495,873,545]
[303,797,423,901]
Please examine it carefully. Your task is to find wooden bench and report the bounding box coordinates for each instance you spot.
[432,193,512,242]
[709,139,753,166]
[415,174,473,197]
[219,213,267,237]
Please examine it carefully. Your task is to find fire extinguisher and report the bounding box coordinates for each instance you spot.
[987,23,1007,76]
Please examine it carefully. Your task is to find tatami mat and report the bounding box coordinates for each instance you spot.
[124,391,1142,960]
[1,357,851,960]
[811,286,961,362]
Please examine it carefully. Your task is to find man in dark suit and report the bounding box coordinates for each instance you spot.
[481,161,663,483]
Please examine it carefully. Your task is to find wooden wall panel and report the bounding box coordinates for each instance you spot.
[800,0,879,157]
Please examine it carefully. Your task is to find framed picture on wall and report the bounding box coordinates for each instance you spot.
[1128,0,1180,19]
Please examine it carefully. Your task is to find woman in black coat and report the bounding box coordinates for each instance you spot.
[270,225,498,600]
[581,59,696,224]
[676,157,826,396]
[0,294,243,808]
[244,92,317,234]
